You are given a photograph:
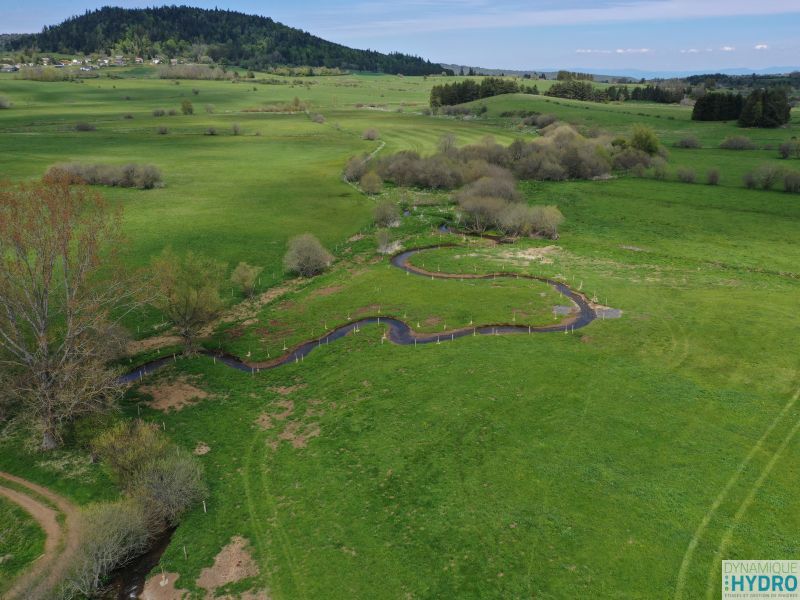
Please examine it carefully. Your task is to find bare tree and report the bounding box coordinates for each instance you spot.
[360,171,383,195]
[149,248,226,354]
[284,234,332,277]
[0,176,139,449]
[374,199,400,227]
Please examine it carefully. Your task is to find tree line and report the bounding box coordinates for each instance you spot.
[692,88,791,127]
[430,77,538,107]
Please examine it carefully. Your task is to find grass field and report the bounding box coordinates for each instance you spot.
[0,69,799,598]
[0,496,47,594]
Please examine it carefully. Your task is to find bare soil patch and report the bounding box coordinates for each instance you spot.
[270,384,306,396]
[141,572,187,600]
[196,536,259,592]
[499,245,559,264]
[139,377,211,412]
[126,335,183,356]
[255,413,274,430]
[193,442,211,456]
[272,400,294,421]
[278,421,321,449]
[311,285,344,298]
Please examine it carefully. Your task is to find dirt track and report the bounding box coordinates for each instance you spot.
[0,471,82,600]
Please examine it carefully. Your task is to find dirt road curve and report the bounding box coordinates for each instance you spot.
[0,472,82,600]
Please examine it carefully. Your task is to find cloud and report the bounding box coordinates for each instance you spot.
[680,48,700,53]
[615,48,651,54]
[576,49,613,54]
[754,43,769,50]
[721,46,736,52]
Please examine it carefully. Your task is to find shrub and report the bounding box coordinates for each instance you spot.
[167,108,178,116]
[44,162,163,189]
[374,199,400,227]
[192,88,200,95]
[344,155,367,182]
[180,99,193,115]
[360,171,383,194]
[362,128,380,140]
[751,164,783,190]
[743,172,757,189]
[651,157,668,180]
[134,448,206,527]
[232,123,242,136]
[231,262,263,296]
[152,108,166,117]
[613,148,652,171]
[707,169,720,185]
[61,499,151,598]
[284,233,333,277]
[675,136,700,149]
[535,113,558,128]
[784,171,800,193]
[123,113,134,120]
[157,126,168,135]
[629,124,660,155]
[456,176,521,203]
[720,136,755,150]
[531,205,565,239]
[205,127,217,136]
[0,96,12,109]
[458,196,507,233]
[778,141,800,159]
[92,421,169,486]
[311,113,325,124]
[204,103,215,114]
[676,168,696,183]
[497,203,538,237]
[375,229,392,253]
[74,122,96,131]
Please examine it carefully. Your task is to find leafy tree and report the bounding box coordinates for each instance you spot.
[149,249,226,353]
[629,124,660,155]
[739,88,791,128]
[360,171,383,194]
[180,99,193,115]
[0,176,138,449]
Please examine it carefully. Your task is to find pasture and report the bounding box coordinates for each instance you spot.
[0,68,798,598]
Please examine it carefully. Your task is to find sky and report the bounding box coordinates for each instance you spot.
[4,0,800,73]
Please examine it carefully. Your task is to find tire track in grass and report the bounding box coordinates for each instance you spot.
[703,405,800,599]
[673,388,800,600]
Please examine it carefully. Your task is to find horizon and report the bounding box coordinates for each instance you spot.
[3,1,800,74]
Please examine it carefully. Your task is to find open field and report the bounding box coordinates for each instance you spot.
[1,69,799,598]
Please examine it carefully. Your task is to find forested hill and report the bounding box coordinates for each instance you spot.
[8,6,449,75]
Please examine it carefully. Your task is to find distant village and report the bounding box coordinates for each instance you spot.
[0,55,186,73]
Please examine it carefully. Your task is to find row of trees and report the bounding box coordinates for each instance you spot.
[0,175,335,450]
[430,77,537,107]
[692,88,791,127]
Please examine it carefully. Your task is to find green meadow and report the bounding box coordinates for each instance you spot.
[1,69,799,598]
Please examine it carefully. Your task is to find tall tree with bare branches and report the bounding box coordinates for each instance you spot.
[0,175,137,449]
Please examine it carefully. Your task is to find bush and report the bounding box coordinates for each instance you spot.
[778,141,800,159]
[360,171,383,194]
[458,196,507,233]
[629,124,660,155]
[122,113,134,120]
[232,123,242,136]
[157,126,168,135]
[344,155,368,182]
[743,172,757,189]
[751,164,784,190]
[675,136,700,149]
[311,113,325,124]
[0,96,11,109]
[531,205,565,239]
[74,121,96,131]
[676,168,696,183]
[205,127,217,136]
[374,199,400,227]
[284,233,333,277]
[784,171,800,193]
[44,162,163,189]
[134,449,206,527]
[61,499,151,598]
[362,128,380,140]
[231,262,263,296]
[192,88,200,95]
[707,169,720,185]
[167,108,178,116]
[92,420,170,487]
[720,136,755,150]
[613,148,652,171]
[180,99,194,115]
[152,108,166,117]
[535,114,558,128]
[375,229,392,253]
[204,103,215,114]
[651,157,668,180]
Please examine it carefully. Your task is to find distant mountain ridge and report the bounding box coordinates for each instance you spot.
[5,6,449,75]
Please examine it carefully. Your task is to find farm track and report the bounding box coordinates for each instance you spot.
[122,243,597,383]
[0,472,82,600]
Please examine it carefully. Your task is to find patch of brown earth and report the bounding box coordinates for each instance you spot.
[423,316,443,327]
[271,385,306,396]
[499,245,559,264]
[272,400,294,420]
[126,335,183,356]
[278,421,321,449]
[140,572,188,600]
[139,377,211,412]
[255,413,274,430]
[347,233,365,242]
[311,285,344,298]
[196,536,259,592]
[194,442,211,456]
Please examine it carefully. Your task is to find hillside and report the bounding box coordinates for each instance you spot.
[7,5,448,75]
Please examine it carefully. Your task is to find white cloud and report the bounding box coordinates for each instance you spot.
[615,48,652,54]
[754,44,769,50]
[721,46,736,52]
[576,49,613,54]
[680,48,700,54]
